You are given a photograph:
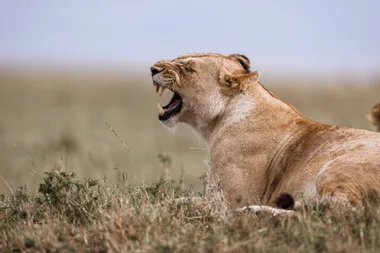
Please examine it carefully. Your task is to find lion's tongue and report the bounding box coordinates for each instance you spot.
[158,92,183,121]
[166,99,181,111]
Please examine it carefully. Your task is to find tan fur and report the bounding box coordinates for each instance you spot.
[369,103,380,132]
[151,53,380,207]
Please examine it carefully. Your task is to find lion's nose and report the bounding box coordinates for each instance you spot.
[150,66,164,76]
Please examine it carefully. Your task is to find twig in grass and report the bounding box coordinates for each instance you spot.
[104,121,133,159]
[67,198,95,218]
[13,145,44,178]
[0,174,14,195]
[185,216,203,220]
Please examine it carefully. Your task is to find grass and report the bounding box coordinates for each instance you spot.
[2,171,380,252]
[0,69,380,252]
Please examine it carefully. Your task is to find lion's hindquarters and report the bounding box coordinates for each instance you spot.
[316,160,380,204]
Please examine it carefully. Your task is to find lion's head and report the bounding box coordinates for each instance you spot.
[150,53,259,133]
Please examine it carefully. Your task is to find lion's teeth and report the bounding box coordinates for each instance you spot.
[157,103,165,116]
[158,86,165,96]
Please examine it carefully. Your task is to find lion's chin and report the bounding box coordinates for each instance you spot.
[159,116,179,131]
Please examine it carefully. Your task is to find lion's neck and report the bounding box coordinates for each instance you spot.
[187,82,310,151]
[191,92,256,141]
[201,83,306,143]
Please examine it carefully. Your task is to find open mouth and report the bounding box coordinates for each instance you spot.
[154,83,183,121]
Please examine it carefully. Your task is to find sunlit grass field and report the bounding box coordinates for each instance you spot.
[0,69,379,252]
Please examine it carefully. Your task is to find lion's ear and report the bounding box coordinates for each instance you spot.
[222,71,259,95]
[228,54,251,72]
[184,59,196,72]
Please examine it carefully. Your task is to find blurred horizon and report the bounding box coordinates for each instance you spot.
[1,1,380,79]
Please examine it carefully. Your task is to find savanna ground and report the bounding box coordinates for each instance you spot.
[0,68,380,252]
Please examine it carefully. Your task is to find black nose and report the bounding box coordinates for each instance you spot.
[150,66,164,76]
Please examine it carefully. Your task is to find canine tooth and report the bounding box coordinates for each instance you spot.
[157,103,165,116]
[158,86,165,96]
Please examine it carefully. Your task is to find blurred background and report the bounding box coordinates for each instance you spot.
[0,1,379,193]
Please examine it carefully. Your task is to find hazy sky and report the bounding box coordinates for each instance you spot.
[1,0,379,74]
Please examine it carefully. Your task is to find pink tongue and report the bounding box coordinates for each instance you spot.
[167,99,180,110]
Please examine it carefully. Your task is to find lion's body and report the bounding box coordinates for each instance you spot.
[151,53,380,208]
[208,83,380,206]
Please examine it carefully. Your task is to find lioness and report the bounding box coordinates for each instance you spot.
[150,53,380,212]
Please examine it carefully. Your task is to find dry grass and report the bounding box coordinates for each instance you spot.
[2,171,380,253]
[0,69,380,252]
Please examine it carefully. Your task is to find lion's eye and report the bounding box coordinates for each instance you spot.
[184,66,195,73]
[175,62,196,73]
[182,65,195,73]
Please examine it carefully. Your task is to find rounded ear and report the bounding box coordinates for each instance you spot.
[228,54,251,72]
[221,71,260,95]
[250,71,260,81]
